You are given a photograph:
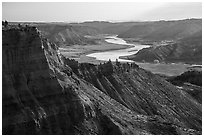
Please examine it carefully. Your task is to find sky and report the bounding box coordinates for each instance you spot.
[2,2,202,22]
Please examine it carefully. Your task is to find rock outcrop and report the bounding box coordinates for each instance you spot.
[2,25,202,135]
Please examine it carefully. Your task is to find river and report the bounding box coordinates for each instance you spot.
[86,35,195,76]
[86,35,150,62]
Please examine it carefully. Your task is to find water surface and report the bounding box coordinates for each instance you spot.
[87,35,150,62]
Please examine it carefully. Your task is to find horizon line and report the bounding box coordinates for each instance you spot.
[4,17,202,24]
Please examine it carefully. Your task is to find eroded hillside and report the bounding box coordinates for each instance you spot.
[37,24,98,46]
[2,25,202,135]
[64,58,202,134]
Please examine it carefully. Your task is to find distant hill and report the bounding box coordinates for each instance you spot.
[71,21,142,34]
[36,21,146,46]
[13,19,201,47]
[118,19,202,41]
[12,19,202,43]
[37,24,98,46]
[123,30,202,64]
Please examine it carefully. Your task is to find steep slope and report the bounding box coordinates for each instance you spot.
[64,59,202,134]
[2,25,202,135]
[167,71,202,104]
[37,24,97,46]
[118,19,201,41]
[2,26,150,135]
[124,31,202,64]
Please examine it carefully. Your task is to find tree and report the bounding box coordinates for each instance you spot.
[5,20,8,27]
[3,20,8,27]
[18,23,22,28]
[101,60,113,76]
[64,58,79,74]
[116,59,121,66]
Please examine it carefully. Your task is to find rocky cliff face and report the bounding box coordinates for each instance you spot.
[2,26,202,135]
[64,59,202,134]
[2,26,150,135]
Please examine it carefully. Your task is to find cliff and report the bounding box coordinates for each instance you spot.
[2,25,202,135]
[64,59,202,133]
[2,26,149,135]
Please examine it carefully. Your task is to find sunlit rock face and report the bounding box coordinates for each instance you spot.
[2,26,147,135]
[2,25,201,135]
[64,59,202,135]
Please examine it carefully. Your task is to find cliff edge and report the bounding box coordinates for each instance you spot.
[2,25,149,135]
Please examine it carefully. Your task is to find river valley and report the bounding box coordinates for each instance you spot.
[60,35,199,76]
